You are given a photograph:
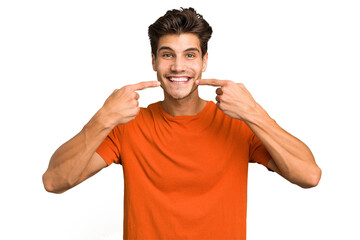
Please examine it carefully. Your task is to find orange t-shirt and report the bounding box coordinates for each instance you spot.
[96,101,271,240]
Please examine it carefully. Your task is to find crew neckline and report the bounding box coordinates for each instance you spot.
[156,100,213,121]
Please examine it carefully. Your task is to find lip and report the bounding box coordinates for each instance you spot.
[166,76,192,84]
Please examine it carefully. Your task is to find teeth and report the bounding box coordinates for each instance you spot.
[169,77,189,82]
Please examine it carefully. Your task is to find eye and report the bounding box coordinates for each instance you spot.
[186,53,195,58]
[162,53,173,58]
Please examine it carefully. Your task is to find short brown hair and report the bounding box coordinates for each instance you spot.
[148,7,213,58]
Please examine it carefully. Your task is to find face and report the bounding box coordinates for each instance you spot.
[152,33,208,101]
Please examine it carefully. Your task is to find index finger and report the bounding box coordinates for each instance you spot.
[196,79,227,87]
[130,81,160,91]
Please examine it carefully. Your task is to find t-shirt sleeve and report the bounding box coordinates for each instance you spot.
[96,126,123,166]
[249,133,272,168]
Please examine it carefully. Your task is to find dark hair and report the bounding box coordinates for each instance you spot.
[148,7,213,58]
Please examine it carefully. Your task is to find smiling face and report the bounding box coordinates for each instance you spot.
[152,33,208,101]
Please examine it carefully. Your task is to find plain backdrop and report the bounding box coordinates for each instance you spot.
[1,0,359,239]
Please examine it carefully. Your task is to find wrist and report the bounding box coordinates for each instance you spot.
[85,108,116,134]
[243,103,272,129]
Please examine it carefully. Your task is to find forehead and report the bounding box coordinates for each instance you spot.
[157,33,201,52]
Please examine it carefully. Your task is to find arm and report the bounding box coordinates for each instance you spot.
[42,112,111,194]
[196,79,321,188]
[42,81,160,193]
[245,103,321,188]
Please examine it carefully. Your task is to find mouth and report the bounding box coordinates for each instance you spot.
[166,76,192,84]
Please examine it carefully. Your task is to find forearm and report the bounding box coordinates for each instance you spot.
[43,81,159,193]
[43,109,113,192]
[245,103,321,188]
[195,79,321,187]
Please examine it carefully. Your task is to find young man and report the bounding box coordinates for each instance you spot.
[43,8,321,239]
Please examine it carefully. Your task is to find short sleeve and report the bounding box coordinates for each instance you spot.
[249,133,271,168]
[96,125,123,165]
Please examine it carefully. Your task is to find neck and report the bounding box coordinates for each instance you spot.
[162,91,207,117]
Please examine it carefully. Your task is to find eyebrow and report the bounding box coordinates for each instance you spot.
[157,46,200,53]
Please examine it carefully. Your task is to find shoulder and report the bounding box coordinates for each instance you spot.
[139,101,161,117]
[204,101,248,131]
[206,101,237,123]
[127,101,161,126]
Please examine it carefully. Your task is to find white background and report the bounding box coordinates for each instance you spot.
[1,0,359,239]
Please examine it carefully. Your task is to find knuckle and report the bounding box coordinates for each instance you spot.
[131,99,138,107]
[109,89,119,98]
[135,93,140,100]
[127,107,140,119]
[131,92,138,99]
[134,107,140,115]
[123,85,132,93]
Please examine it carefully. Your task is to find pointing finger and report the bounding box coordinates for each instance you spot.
[130,81,160,91]
[196,79,227,87]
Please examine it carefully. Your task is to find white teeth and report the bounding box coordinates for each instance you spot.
[169,77,189,82]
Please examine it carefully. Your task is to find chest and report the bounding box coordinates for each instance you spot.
[121,119,249,194]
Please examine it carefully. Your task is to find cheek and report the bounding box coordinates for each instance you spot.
[192,62,204,74]
[156,61,172,72]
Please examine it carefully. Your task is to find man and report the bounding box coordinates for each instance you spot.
[43,7,321,239]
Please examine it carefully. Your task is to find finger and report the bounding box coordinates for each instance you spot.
[216,101,221,109]
[130,81,160,91]
[196,79,227,87]
[215,95,221,102]
[134,92,140,100]
[215,87,223,95]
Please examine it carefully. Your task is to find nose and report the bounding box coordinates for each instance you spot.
[170,57,186,73]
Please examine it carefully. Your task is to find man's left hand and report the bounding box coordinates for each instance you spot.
[196,79,258,122]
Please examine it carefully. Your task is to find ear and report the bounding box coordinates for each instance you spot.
[151,53,157,71]
[202,52,208,72]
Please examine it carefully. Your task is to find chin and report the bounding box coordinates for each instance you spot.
[164,86,199,101]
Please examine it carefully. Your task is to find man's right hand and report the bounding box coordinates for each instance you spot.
[101,81,160,127]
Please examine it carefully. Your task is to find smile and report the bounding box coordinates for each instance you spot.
[166,76,192,83]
